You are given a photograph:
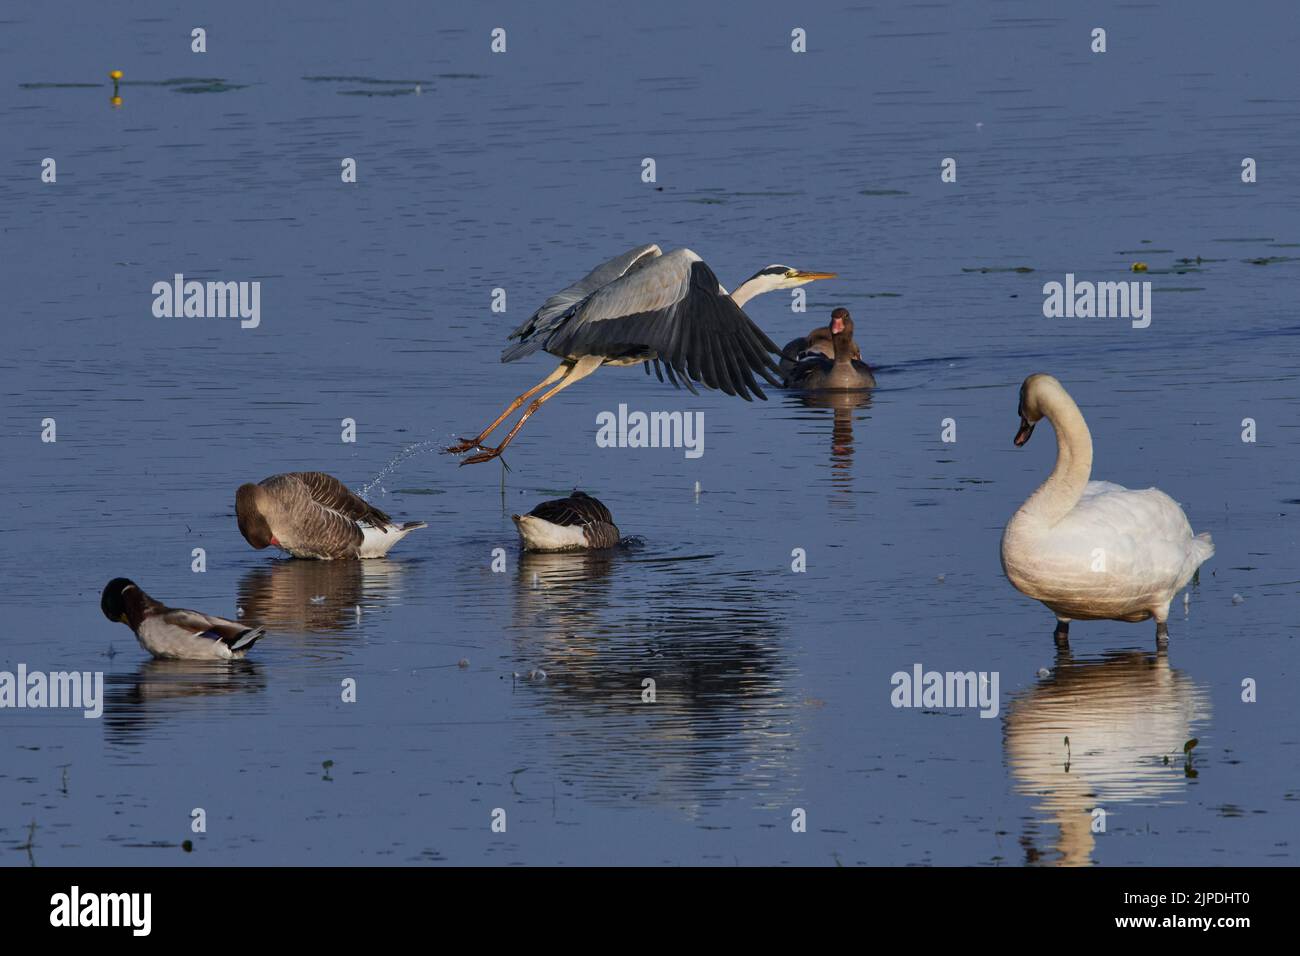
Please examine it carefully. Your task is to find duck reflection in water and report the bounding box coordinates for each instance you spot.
[103,658,267,747]
[1004,647,1210,866]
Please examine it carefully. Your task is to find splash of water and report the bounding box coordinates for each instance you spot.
[358,438,440,500]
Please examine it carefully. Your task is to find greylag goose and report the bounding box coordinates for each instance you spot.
[236,472,426,559]
[512,491,621,551]
[779,315,862,380]
[785,309,875,390]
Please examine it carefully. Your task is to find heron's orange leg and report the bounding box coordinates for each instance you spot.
[461,356,603,465]
[445,362,571,453]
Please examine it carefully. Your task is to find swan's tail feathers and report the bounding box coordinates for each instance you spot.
[400,521,428,532]
[231,626,266,652]
[1193,531,1215,563]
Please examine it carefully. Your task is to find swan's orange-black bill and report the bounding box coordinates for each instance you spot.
[1014,418,1035,446]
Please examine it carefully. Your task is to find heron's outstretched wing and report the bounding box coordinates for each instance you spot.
[503,243,663,362]
[543,249,783,401]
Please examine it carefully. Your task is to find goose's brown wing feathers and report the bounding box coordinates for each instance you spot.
[282,472,393,526]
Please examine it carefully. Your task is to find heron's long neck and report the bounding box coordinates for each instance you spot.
[729,276,777,308]
[1022,389,1093,527]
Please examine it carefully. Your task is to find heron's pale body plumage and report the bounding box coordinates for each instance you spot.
[1001,375,1213,626]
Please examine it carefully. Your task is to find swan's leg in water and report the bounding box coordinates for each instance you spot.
[1053,618,1070,646]
[1155,602,1171,645]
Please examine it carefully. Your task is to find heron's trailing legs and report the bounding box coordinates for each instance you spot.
[445,363,571,454]
[458,356,603,465]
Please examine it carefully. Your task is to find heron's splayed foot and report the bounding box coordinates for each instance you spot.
[444,436,488,454]
[1053,620,1070,646]
[460,446,507,466]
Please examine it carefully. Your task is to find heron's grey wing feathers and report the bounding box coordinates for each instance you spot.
[544,251,781,400]
[503,244,663,362]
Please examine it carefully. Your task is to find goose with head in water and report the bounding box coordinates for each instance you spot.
[101,578,266,660]
[785,308,876,390]
[236,472,426,560]
[513,491,620,552]
[1000,374,1214,645]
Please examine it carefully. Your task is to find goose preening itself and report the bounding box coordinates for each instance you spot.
[513,491,621,552]
[779,312,862,380]
[1000,374,1214,644]
[444,244,835,464]
[785,308,876,390]
[101,578,266,661]
[236,472,426,559]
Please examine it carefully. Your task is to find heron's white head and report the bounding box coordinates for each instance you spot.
[730,265,836,307]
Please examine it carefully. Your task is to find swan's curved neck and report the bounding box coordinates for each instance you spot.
[1022,387,1093,526]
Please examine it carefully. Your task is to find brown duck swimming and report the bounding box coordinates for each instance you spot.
[785,308,875,390]
[236,472,427,560]
[779,314,862,381]
[101,578,266,660]
[512,491,621,552]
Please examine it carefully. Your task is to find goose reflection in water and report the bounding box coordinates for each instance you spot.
[1004,648,1210,866]
[508,549,798,812]
[102,659,267,747]
[235,558,407,636]
[786,390,874,486]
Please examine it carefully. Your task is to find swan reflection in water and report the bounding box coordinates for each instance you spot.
[1004,648,1210,866]
[103,658,267,748]
[784,390,873,486]
[235,558,408,636]
[508,548,799,812]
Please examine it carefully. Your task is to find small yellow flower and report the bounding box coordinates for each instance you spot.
[110,95,123,108]
[109,70,123,80]
[1131,262,1148,272]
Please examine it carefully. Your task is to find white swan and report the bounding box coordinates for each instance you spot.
[1001,374,1214,643]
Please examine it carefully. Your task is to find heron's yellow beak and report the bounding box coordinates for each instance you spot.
[791,270,837,283]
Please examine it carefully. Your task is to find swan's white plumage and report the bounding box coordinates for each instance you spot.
[1001,375,1213,626]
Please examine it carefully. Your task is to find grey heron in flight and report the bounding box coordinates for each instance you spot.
[445,244,836,464]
